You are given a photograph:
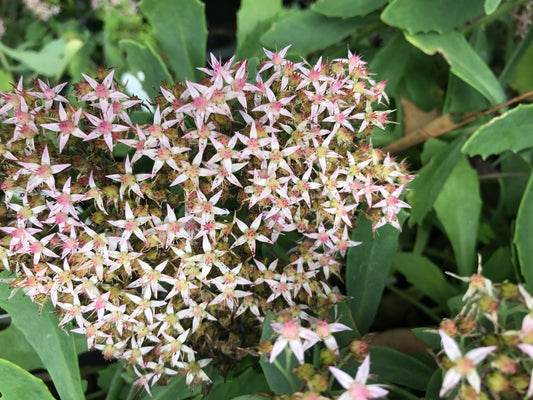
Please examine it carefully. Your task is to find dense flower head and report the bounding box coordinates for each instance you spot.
[0,47,413,390]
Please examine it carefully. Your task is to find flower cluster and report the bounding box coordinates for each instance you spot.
[0,47,412,392]
[436,263,533,399]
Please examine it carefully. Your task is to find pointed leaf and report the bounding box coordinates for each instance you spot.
[381,0,485,34]
[0,324,44,371]
[139,0,207,81]
[260,10,364,55]
[120,39,172,99]
[463,104,533,159]
[408,136,465,225]
[347,213,405,335]
[514,172,533,291]
[484,0,502,14]
[311,0,387,18]
[393,252,456,308]
[0,358,55,400]
[236,0,282,59]
[405,31,505,105]
[0,273,85,400]
[370,346,435,390]
[434,156,481,276]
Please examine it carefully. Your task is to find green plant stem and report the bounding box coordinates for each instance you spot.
[385,283,442,323]
[461,0,532,35]
[273,355,298,392]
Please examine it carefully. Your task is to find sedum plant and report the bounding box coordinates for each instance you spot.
[0,47,413,394]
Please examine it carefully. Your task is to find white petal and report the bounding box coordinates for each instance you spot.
[439,330,461,361]
[440,369,461,397]
[329,366,354,390]
[355,355,370,384]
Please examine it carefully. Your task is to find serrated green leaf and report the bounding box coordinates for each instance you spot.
[120,39,172,99]
[259,312,301,394]
[405,31,505,105]
[311,0,387,18]
[484,0,502,14]
[139,0,207,81]
[514,172,533,291]
[0,273,85,400]
[0,39,68,77]
[260,10,362,55]
[463,104,533,159]
[0,358,55,400]
[236,0,282,60]
[347,213,405,335]
[381,0,485,34]
[434,156,481,276]
[408,136,465,225]
[370,346,434,390]
[393,253,456,308]
[0,324,44,371]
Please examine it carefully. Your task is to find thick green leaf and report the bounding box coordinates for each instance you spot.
[393,252,456,308]
[381,0,485,34]
[347,213,404,335]
[370,346,435,390]
[412,328,441,349]
[370,33,412,96]
[236,0,282,60]
[120,39,173,99]
[0,39,68,77]
[434,156,481,276]
[408,136,465,225]
[425,369,444,400]
[140,0,207,81]
[205,367,270,400]
[484,0,502,14]
[311,0,387,18]
[0,358,55,400]
[259,312,301,394]
[483,247,514,282]
[506,28,533,91]
[143,375,201,400]
[0,324,44,371]
[405,31,505,105]
[514,172,533,291]
[260,10,362,55]
[0,274,85,400]
[463,104,533,159]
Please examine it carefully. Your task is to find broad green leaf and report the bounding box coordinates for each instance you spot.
[506,27,533,91]
[0,359,55,400]
[483,247,514,282]
[393,252,456,308]
[408,136,465,225]
[58,38,84,79]
[0,324,44,371]
[0,273,85,400]
[499,153,531,218]
[370,346,435,390]
[140,0,207,81]
[463,104,533,159]
[0,69,15,92]
[406,31,505,105]
[434,156,481,276]
[259,312,301,394]
[143,375,201,400]
[412,328,441,348]
[260,10,362,55]
[514,172,533,291]
[347,213,405,335]
[381,0,485,34]
[205,367,270,400]
[236,0,282,60]
[425,369,444,400]
[119,39,173,99]
[484,0,502,14]
[311,0,387,18]
[0,39,68,77]
[370,33,411,96]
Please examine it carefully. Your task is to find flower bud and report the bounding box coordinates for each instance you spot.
[500,282,518,299]
[486,372,509,392]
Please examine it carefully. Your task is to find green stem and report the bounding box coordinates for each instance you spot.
[461,0,532,35]
[385,283,442,323]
